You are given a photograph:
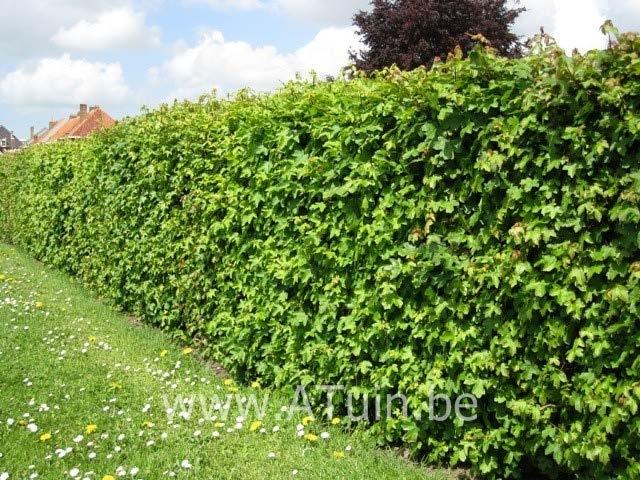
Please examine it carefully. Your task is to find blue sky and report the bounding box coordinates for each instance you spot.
[1,0,639,139]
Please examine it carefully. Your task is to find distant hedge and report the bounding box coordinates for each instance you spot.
[2,30,640,479]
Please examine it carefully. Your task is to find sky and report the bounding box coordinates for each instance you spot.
[0,0,639,139]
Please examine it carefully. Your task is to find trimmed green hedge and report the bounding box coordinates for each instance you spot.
[2,32,640,478]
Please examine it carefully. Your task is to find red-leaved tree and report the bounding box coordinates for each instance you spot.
[351,0,525,72]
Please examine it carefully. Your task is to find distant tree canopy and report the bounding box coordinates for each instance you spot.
[351,0,525,72]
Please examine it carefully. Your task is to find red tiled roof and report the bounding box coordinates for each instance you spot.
[67,108,115,138]
[35,106,116,144]
[35,119,66,144]
[49,116,85,142]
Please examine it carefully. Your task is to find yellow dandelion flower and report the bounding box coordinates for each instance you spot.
[302,415,314,426]
[18,419,27,426]
[303,433,319,442]
[223,379,234,387]
[88,336,97,343]
[35,301,44,309]
[331,417,341,425]
[333,451,346,459]
[182,347,193,355]
[160,350,168,358]
[39,432,52,442]
[102,476,115,480]
[249,420,262,432]
[251,380,261,389]
[85,424,97,434]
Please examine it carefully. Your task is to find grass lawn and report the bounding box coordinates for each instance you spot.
[0,244,453,480]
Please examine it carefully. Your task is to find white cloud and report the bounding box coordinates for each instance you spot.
[160,26,362,100]
[163,30,291,98]
[51,7,161,50]
[271,0,370,25]
[0,54,130,108]
[294,27,362,74]
[512,0,555,39]
[552,0,607,52]
[185,0,265,9]
[514,0,640,52]
[187,0,370,25]
[606,0,640,32]
[0,0,128,58]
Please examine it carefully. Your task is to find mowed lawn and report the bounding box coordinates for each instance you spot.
[0,244,453,480]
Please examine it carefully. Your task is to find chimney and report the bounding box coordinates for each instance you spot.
[49,121,56,129]
[30,126,35,140]
[79,104,88,117]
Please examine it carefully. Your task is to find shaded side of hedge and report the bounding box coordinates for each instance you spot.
[2,36,640,478]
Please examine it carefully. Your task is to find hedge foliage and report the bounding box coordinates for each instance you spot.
[2,30,640,478]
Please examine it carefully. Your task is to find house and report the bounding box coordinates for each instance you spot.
[0,125,23,153]
[33,104,116,144]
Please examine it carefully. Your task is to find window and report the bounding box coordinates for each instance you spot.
[0,138,7,147]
